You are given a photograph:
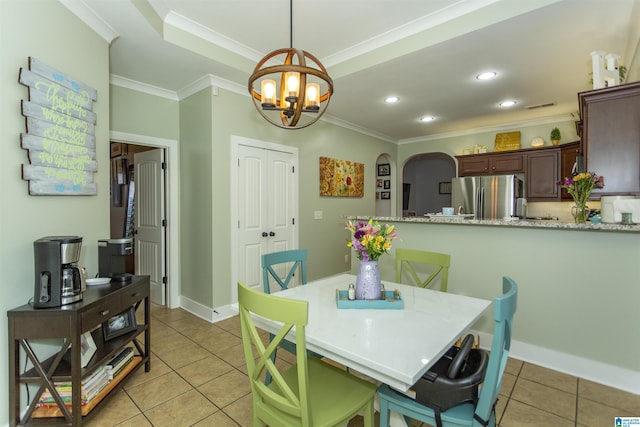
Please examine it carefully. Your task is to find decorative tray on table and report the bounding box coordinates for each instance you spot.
[335,289,404,309]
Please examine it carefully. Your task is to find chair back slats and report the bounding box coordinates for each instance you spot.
[473,276,518,426]
[395,248,451,292]
[262,249,308,293]
[238,282,309,421]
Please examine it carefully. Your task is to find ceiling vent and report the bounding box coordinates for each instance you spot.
[525,102,556,110]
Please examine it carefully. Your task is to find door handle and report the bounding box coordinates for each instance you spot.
[262,232,268,237]
[269,231,275,236]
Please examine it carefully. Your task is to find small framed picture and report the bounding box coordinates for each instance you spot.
[383,180,391,189]
[376,179,383,188]
[377,163,391,176]
[80,332,97,368]
[439,181,452,195]
[103,307,137,341]
[381,191,390,199]
[110,143,122,158]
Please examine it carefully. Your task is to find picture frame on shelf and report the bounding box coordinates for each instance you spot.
[377,163,391,176]
[103,307,137,341]
[381,191,390,199]
[80,331,97,368]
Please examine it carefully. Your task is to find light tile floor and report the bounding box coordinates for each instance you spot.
[84,305,639,427]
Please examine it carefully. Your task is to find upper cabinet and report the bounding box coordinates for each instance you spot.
[579,82,640,197]
[457,152,524,176]
[456,142,581,201]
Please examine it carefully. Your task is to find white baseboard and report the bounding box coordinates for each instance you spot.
[179,296,238,323]
[474,330,640,395]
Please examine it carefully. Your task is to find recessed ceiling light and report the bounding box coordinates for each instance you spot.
[384,96,399,103]
[476,72,497,80]
[499,100,517,107]
[419,116,435,122]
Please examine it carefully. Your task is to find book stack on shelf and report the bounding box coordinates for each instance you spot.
[106,347,134,380]
[35,347,137,414]
[38,365,110,407]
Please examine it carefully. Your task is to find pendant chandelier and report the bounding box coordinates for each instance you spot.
[248,0,333,130]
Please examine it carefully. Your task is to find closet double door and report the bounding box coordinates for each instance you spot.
[237,145,297,293]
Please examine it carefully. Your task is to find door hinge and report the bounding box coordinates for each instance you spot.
[238,220,240,229]
[162,276,167,284]
[238,158,240,167]
[161,162,167,170]
[292,165,295,173]
[162,219,167,227]
[292,218,295,225]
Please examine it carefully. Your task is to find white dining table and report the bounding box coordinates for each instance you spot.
[252,273,492,393]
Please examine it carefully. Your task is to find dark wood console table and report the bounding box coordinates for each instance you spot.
[7,275,150,426]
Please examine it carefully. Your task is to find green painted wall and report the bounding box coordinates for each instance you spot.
[0,1,110,424]
[110,85,179,140]
[180,88,214,305]
[359,221,640,375]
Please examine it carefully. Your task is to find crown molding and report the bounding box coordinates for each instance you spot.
[177,74,246,100]
[110,75,179,101]
[163,10,262,62]
[57,0,119,43]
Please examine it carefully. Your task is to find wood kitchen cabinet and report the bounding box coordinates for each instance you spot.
[7,276,150,426]
[579,81,640,197]
[560,142,581,199]
[457,151,524,176]
[457,142,581,201]
[526,149,559,200]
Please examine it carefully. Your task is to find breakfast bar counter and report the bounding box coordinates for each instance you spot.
[345,215,640,395]
[347,215,640,233]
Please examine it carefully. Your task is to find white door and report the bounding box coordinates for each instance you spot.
[134,149,166,305]
[237,145,296,293]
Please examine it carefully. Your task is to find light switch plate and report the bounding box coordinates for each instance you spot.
[314,210,323,220]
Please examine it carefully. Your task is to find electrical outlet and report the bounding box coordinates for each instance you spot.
[344,254,349,264]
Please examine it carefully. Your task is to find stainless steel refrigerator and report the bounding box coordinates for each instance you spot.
[451,175,522,219]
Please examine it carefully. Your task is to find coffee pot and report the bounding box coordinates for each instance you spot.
[33,236,86,308]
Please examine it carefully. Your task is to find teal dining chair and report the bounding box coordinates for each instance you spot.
[378,276,519,427]
[395,248,451,292]
[262,249,317,384]
[237,282,377,427]
[262,248,307,293]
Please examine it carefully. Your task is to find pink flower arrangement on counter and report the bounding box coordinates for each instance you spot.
[346,219,398,261]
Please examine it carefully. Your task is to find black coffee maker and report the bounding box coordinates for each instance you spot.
[33,236,86,308]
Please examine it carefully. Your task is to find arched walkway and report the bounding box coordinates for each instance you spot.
[402,153,455,216]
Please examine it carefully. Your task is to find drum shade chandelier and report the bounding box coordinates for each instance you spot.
[248,0,333,130]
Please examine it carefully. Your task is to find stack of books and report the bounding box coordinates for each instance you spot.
[106,347,134,380]
[38,365,110,407]
[37,347,135,408]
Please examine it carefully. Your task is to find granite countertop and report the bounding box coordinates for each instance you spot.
[347,215,640,233]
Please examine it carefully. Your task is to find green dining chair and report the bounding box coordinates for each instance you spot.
[395,248,451,292]
[262,249,307,294]
[237,282,377,427]
[378,276,519,427]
